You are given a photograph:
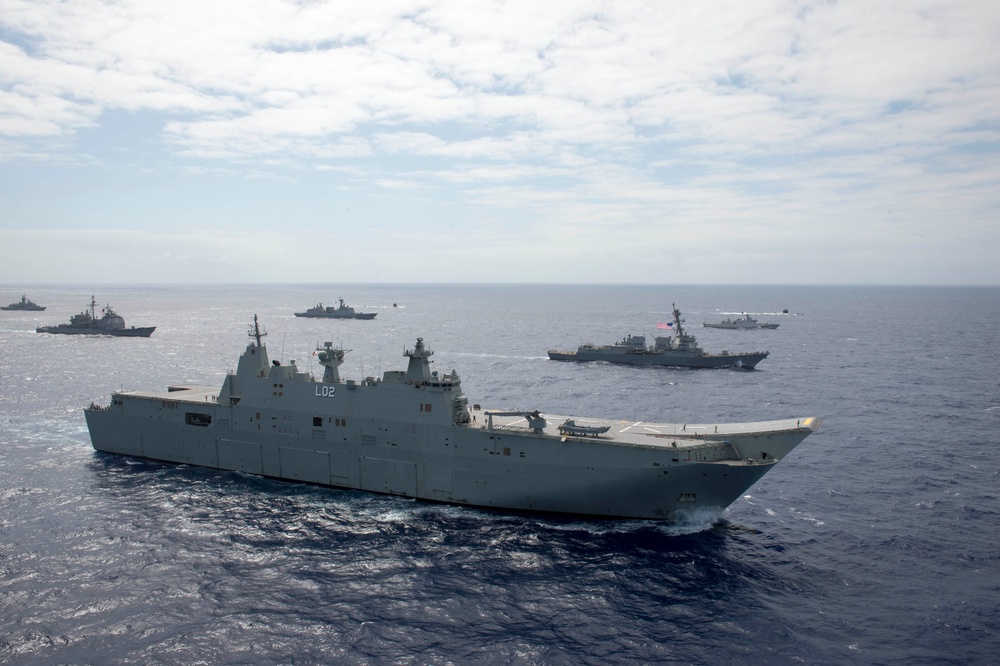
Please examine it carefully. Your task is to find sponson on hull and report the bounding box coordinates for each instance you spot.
[85,317,822,520]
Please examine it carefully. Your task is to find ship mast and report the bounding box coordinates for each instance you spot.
[249,314,267,347]
[672,303,685,337]
[404,337,434,381]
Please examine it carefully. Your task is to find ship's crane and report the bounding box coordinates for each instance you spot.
[484,410,547,433]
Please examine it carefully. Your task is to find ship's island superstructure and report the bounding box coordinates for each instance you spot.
[85,317,820,520]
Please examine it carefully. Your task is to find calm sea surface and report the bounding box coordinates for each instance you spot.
[1,284,998,665]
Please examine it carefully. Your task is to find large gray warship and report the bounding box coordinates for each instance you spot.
[294,298,377,320]
[85,316,821,520]
[548,304,769,370]
[2,294,45,311]
[37,296,155,337]
[704,314,779,330]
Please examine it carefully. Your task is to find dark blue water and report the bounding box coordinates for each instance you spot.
[2,284,998,664]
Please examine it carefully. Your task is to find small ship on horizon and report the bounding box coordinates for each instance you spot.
[294,298,377,320]
[2,294,45,311]
[703,314,779,330]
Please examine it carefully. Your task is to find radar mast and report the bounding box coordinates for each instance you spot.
[249,314,267,348]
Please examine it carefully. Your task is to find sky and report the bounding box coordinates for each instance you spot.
[1,0,998,285]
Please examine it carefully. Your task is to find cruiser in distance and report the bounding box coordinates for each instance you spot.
[37,296,155,337]
[85,316,821,520]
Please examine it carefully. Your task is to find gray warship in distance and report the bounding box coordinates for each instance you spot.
[84,316,821,520]
[548,304,769,370]
[704,314,779,330]
[294,298,377,319]
[1,294,45,311]
[36,296,155,337]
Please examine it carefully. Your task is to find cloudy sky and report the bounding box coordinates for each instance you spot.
[1,0,998,285]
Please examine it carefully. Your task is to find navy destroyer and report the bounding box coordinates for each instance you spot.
[85,316,820,520]
[294,298,377,319]
[548,304,769,370]
[2,294,45,311]
[37,296,155,337]
[704,314,779,330]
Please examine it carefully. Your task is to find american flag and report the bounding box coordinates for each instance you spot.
[656,322,673,330]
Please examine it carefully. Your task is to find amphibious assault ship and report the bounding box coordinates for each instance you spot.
[2,294,45,311]
[703,314,779,330]
[294,298,377,319]
[548,304,769,370]
[85,317,820,520]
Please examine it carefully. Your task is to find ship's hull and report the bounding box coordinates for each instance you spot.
[547,349,768,369]
[1,305,45,311]
[294,312,377,319]
[37,326,155,337]
[85,380,818,521]
[84,325,818,521]
[703,323,779,330]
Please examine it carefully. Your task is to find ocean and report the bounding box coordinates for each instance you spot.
[1,284,998,665]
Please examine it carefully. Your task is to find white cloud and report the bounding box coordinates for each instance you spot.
[0,0,998,284]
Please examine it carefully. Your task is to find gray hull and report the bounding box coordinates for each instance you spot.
[703,314,779,329]
[295,299,377,319]
[87,417,780,519]
[547,349,768,369]
[2,295,45,310]
[85,324,819,521]
[37,325,155,337]
[294,312,377,320]
[703,323,779,330]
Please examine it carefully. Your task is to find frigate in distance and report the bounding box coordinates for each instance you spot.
[703,314,779,330]
[294,298,377,319]
[2,294,45,311]
[548,304,769,370]
[85,316,821,520]
[36,296,155,337]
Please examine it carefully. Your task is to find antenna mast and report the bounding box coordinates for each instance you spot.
[249,314,267,347]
